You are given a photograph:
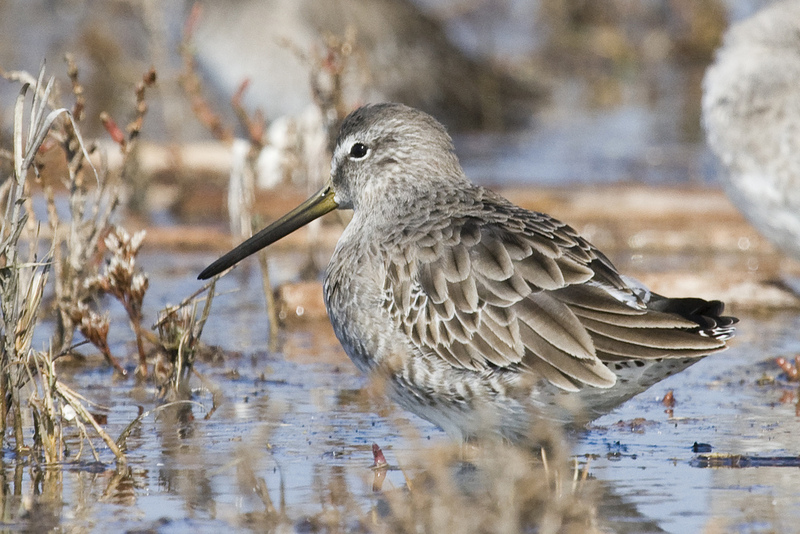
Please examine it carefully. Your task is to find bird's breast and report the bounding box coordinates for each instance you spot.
[323,229,402,373]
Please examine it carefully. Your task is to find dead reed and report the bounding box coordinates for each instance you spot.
[0,64,124,462]
[0,61,216,464]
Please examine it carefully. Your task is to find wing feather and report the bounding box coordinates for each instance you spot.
[519,322,616,388]
[516,293,596,360]
[384,194,729,392]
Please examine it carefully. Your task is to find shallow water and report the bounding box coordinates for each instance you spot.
[3,1,799,530]
[11,249,799,533]
[584,310,800,533]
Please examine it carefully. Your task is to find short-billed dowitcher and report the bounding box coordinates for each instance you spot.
[200,103,736,442]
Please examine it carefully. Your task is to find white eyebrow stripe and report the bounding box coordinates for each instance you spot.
[335,134,359,159]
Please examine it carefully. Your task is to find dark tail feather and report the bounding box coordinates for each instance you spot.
[647,296,738,341]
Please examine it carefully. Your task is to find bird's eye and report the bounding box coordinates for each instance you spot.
[349,143,368,159]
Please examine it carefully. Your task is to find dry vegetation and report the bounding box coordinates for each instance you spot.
[0,62,216,466]
[0,14,374,481]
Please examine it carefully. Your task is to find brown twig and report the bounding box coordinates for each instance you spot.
[308,31,358,149]
[179,4,234,142]
[65,53,85,121]
[56,381,126,462]
[128,67,157,143]
[231,79,266,148]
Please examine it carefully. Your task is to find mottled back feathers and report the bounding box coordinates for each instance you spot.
[380,187,734,392]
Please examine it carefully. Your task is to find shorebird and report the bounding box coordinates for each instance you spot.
[200,103,736,443]
[703,0,800,261]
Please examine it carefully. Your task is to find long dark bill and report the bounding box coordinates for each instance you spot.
[198,185,338,280]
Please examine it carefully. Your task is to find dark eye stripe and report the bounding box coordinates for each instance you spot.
[349,143,368,159]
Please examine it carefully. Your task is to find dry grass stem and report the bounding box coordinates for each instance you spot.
[0,60,184,465]
[154,280,216,397]
[1,64,129,463]
[56,381,124,461]
[179,3,234,143]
